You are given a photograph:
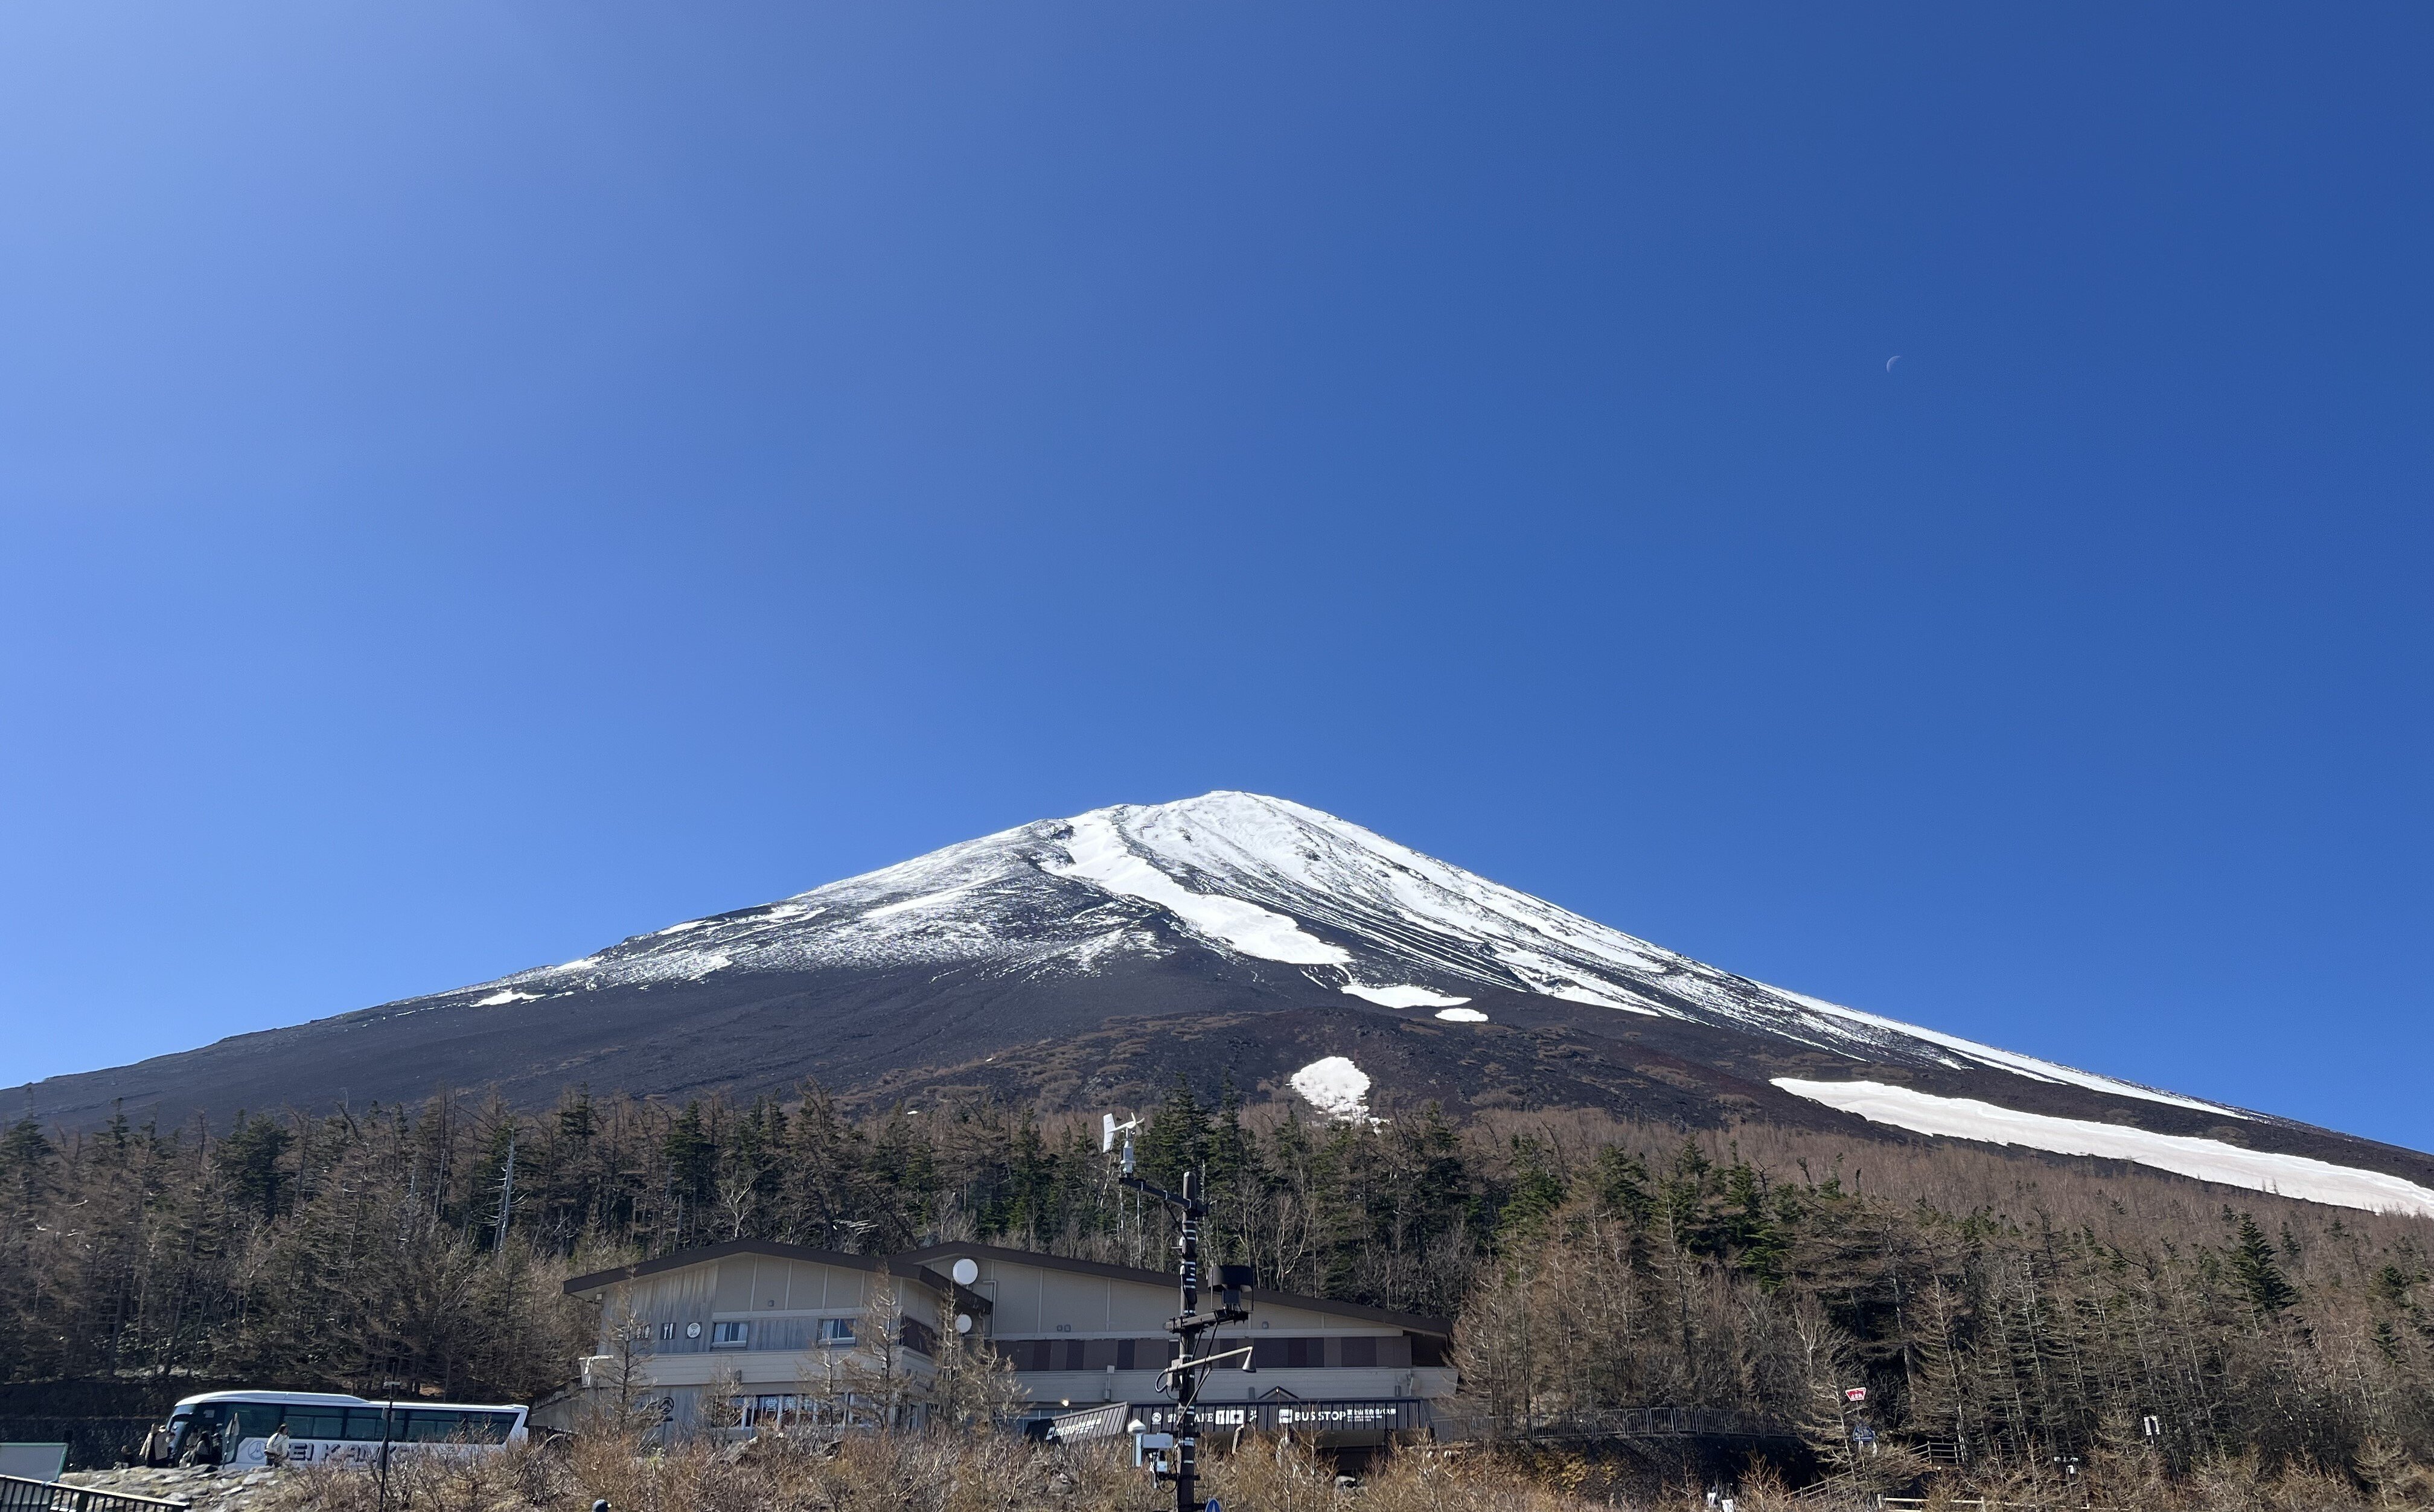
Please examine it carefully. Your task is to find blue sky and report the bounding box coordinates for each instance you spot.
[2,5,2427,1149]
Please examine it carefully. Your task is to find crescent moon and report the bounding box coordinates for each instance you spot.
[1886,356,1901,372]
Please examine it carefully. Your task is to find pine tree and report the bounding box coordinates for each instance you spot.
[1136,1074,1209,1190]
[0,1115,55,1213]
[1493,1137,1565,1249]
[219,1113,292,1224]
[2231,1214,2299,1316]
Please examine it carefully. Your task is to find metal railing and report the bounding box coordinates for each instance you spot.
[0,1476,191,1512]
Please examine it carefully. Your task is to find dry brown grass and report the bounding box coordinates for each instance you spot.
[259,1432,1606,1512]
[258,1431,2434,1512]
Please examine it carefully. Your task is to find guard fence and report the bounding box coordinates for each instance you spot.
[0,1476,190,1512]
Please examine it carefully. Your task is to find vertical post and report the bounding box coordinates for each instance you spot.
[1117,1146,1244,1512]
[1175,1169,1198,1512]
[377,1382,402,1512]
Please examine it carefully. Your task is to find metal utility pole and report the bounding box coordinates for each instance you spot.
[376,1380,404,1512]
[1117,1143,1254,1512]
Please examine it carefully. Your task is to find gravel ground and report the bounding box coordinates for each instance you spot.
[59,1464,299,1511]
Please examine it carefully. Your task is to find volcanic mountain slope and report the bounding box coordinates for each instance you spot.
[28,792,2434,1219]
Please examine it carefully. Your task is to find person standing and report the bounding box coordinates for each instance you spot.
[264,1423,292,1472]
[179,1425,222,1469]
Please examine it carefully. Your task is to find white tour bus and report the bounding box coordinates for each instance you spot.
[159,1391,530,1470]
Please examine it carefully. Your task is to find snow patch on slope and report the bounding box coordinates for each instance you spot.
[1291,1057,1372,1121]
[1774,992,2249,1120]
[1774,1080,2434,1219]
[1047,812,1352,967]
[1342,983,1470,1009]
[864,884,991,922]
[1493,947,1663,1015]
[1435,1007,1489,1022]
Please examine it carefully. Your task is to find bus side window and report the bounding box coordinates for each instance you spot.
[464,1412,514,1444]
[404,1411,467,1443]
[226,1407,270,1444]
[289,1411,346,1441]
[341,1409,388,1441]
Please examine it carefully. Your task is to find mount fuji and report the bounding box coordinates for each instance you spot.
[28,791,2434,1217]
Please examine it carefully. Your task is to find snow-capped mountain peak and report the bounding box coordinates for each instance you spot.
[36,791,2433,1221]
[478,790,2237,1120]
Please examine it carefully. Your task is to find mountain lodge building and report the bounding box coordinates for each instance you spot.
[555,1239,1457,1443]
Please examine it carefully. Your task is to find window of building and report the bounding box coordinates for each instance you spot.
[819,1317,856,1345]
[711,1321,750,1347]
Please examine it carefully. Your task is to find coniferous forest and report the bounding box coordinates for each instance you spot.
[5,1080,2434,1487]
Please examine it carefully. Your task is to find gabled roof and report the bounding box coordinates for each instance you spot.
[563,1238,1452,1338]
[892,1242,1453,1337]
[563,1238,898,1297]
[561,1238,992,1318]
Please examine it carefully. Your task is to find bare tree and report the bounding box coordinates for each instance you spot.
[836,1268,922,1430]
[927,1317,1024,1430]
[579,1305,663,1446]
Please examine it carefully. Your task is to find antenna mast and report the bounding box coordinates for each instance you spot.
[1113,1126,1255,1512]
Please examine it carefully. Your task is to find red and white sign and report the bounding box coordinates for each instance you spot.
[1844,1388,1868,1403]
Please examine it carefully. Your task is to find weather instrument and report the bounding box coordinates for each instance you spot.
[1110,1131,1255,1512]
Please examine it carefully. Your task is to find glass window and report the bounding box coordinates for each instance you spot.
[711,1321,750,1347]
[226,1406,280,1443]
[287,1411,346,1441]
[819,1317,855,1345]
[402,1411,468,1443]
[459,1411,515,1444]
[342,1409,391,1442]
